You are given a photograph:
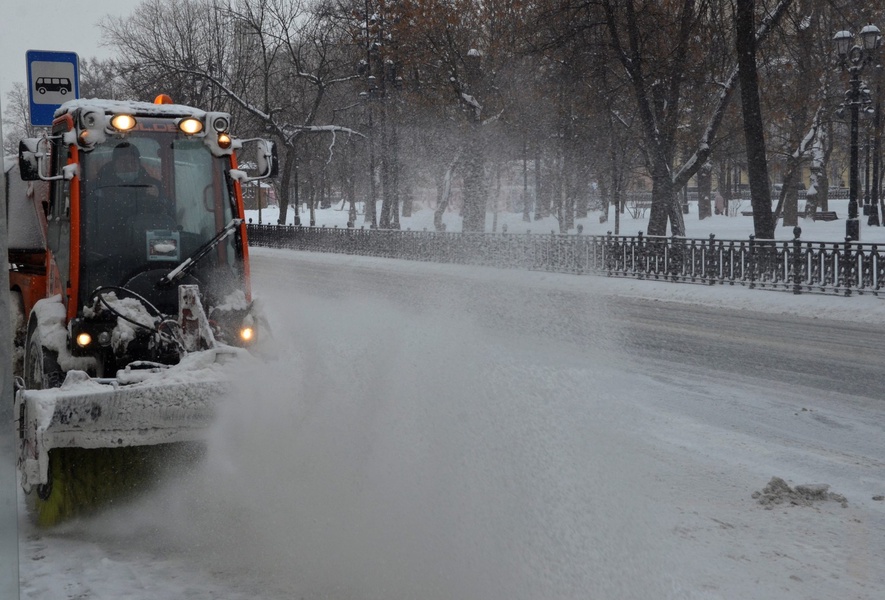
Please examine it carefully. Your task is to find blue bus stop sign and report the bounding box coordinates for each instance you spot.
[27,50,80,127]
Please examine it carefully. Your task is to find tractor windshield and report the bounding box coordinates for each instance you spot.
[78,123,242,314]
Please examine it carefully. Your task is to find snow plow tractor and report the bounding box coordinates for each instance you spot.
[8,96,276,525]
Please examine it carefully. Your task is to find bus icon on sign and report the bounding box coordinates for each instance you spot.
[35,77,72,95]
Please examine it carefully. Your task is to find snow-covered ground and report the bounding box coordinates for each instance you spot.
[15,206,885,599]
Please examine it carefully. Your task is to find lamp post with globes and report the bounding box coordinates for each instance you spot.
[834,25,881,241]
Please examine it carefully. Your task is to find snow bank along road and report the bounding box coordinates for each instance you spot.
[19,247,885,600]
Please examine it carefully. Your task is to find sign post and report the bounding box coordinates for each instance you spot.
[26,49,80,127]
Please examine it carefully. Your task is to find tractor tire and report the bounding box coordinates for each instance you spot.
[23,316,67,518]
[23,317,64,390]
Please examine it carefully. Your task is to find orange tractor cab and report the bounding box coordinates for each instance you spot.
[8,96,276,524]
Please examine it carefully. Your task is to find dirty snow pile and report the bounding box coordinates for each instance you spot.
[752,477,849,509]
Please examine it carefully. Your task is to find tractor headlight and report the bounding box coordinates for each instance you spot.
[70,318,115,356]
[110,114,137,132]
[239,326,255,343]
[178,117,204,135]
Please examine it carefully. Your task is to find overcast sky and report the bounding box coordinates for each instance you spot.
[0,0,137,111]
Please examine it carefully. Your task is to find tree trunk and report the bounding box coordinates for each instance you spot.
[390,114,401,227]
[598,176,610,225]
[522,138,531,222]
[462,155,487,232]
[364,105,377,228]
[319,163,331,210]
[277,148,297,226]
[735,0,775,239]
[564,157,576,231]
[400,143,412,220]
[434,152,460,231]
[698,161,712,219]
[377,101,401,229]
[533,149,543,220]
[346,149,357,227]
[551,157,563,231]
[379,105,392,229]
[647,164,683,236]
[782,186,798,227]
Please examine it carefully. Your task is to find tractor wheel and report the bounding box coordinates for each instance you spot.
[23,318,64,390]
[23,317,66,513]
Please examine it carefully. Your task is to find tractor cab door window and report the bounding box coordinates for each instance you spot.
[47,137,71,294]
[172,140,236,265]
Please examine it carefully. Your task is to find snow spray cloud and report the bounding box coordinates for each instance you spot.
[95,260,687,599]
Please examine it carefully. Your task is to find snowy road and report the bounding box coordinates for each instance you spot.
[256,250,885,400]
[615,297,885,399]
[19,248,885,599]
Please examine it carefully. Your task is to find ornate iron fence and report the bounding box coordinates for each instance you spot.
[246,224,885,296]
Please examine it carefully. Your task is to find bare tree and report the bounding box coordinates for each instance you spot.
[79,57,133,100]
[598,0,795,236]
[2,84,37,154]
[384,0,522,231]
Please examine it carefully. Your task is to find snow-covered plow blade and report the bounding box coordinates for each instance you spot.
[17,376,228,490]
[15,348,243,525]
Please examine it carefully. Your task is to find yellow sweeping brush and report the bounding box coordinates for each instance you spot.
[29,443,205,527]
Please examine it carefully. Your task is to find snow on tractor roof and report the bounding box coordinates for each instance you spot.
[55,98,208,120]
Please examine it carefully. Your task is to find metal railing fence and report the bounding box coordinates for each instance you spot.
[246,224,885,296]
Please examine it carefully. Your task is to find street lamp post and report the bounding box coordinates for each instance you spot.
[834,25,881,241]
[863,134,871,215]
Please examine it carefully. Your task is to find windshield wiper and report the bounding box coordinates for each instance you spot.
[156,218,243,288]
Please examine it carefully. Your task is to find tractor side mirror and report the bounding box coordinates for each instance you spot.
[255,139,278,179]
[18,137,66,182]
[18,139,41,181]
[235,138,278,182]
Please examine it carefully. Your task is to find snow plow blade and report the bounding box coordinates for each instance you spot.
[16,347,240,493]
